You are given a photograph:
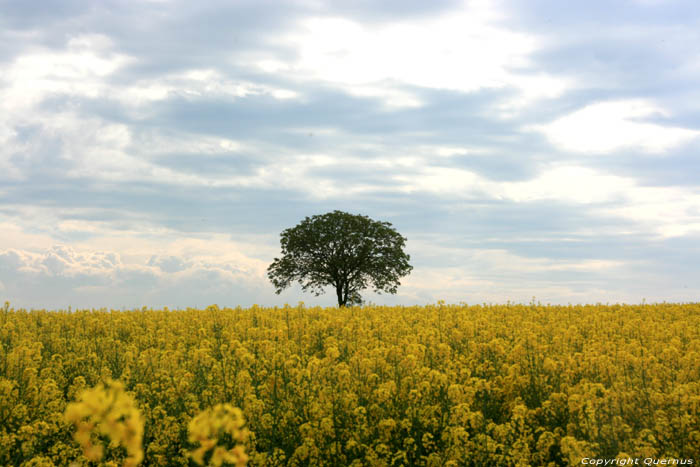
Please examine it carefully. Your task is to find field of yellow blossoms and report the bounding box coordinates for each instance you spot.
[1,300,699,466]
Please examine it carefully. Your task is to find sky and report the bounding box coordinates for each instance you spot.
[1,0,700,309]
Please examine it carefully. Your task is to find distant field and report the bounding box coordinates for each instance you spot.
[1,302,698,466]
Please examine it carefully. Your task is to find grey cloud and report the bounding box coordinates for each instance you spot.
[71,83,556,181]
[504,2,700,107]
[0,0,89,29]
[149,153,261,178]
[507,1,700,33]
[0,250,27,272]
[147,255,191,273]
[592,140,700,188]
[3,175,312,237]
[314,0,462,23]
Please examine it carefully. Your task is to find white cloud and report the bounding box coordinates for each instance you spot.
[0,246,121,278]
[0,239,271,309]
[0,222,57,251]
[393,164,633,204]
[261,3,569,108]
[133,130,244,156]
[604,184,700,238]
[2,108,242,185]
[1,34,131,111]
[502,166,634,204]
[392,163,700,238]
[0,53,293,182]
[533,100,700,154]
[0,34,132,179]
[119,68,300,109]
[394,166,487,197]
[466,248,624,273]
[338,83,424,109]
[426,145,492,157]
[293,14,531,90]
[409,236,625,274]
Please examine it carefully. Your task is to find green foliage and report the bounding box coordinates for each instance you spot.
[267,211,413,307]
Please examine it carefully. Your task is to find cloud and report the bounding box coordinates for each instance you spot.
[260,3,569,109]
[1,0,700,308]
[1,34,130,111]
[533,100,700,154]
[0,243,269,309]
[147,255,191,273]
[390,162,700,239]
[393,164,629,204]
[116,68,301,112]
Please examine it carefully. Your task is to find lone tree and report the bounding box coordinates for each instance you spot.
[267,211,413,307]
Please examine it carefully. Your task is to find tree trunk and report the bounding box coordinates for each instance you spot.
[336,284,345,307]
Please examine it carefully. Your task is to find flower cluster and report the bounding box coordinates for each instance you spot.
[64,380,143,466]
[188,403,249,466]
[0,301,698,465]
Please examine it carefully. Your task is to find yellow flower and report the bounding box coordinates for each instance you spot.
[64,379,143,467]
[187,403,249,467]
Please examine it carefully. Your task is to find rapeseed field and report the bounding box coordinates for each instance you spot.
[1,301,698,466]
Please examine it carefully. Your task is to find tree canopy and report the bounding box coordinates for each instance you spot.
[267,211,413,307]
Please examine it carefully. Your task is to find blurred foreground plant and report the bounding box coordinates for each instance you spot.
[64,379,143,467]
[188,403,249,466]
